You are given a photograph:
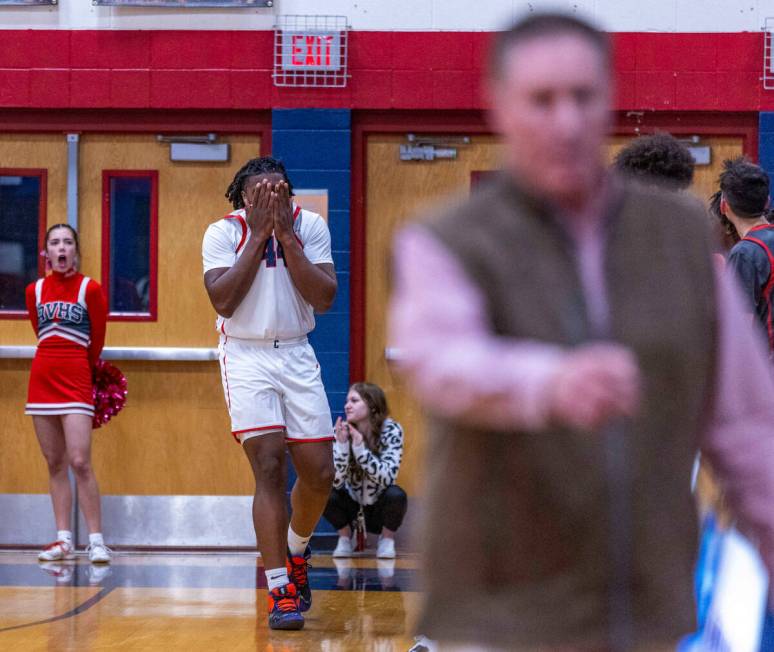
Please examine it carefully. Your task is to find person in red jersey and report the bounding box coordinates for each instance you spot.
[25,224,111,565]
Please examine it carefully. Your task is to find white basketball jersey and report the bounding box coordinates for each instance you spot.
[202,205,334,340]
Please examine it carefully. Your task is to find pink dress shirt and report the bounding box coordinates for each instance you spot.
[389,222,774,579]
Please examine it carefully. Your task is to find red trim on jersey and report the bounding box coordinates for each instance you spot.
[741,234,774,351]
[222,337,232,413]
[286,436,335,444]
[291,205,304,248]
[225,214,248,254]
[233,424,286,435]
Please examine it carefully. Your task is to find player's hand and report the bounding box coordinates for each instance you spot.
[243,178,274,240]
[548,343,641,431]
[334,417,350,443]
[272,181,295,246]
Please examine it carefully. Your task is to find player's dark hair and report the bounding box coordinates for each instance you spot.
[349,382,389,452]
[225,156,294,210]
[719,157,770,219]
[489,12,610,80]
[613,133,695,190]
[708,189,740,251]
[45,223,80,255]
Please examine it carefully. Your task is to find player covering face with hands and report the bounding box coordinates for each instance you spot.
[202,156,336,631]
[242,177,296,257]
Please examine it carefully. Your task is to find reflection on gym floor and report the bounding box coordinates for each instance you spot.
[0,551,420,651]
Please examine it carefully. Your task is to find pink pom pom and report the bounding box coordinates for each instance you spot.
[92,359,128,429]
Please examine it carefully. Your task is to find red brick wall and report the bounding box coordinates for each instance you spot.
[0,30,767,111]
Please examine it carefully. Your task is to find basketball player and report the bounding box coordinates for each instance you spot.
[722,158,774,350]
[613,132,695,191]
[202,157,336,630]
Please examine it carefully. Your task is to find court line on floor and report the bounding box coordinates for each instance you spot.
[0,586,115,634]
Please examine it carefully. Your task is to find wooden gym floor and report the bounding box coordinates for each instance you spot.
[0,550,420,651]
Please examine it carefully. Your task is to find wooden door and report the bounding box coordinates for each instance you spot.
[0,134,68,494]
[0,134,263,497]
[80,134,263,496]
[365,134,506,497]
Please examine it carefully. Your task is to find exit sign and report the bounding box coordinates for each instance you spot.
[274,15,349,87]
[281,31,342,71]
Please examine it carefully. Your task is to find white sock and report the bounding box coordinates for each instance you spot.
[88,532,104,546]
[265,567,289,591]
[57,530,73,545]
[287,526,311,556]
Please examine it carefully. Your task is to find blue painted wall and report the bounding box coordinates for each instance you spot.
[760,113,774,185]
[272,109,351,536]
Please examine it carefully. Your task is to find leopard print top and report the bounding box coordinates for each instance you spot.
[332,418,404,505]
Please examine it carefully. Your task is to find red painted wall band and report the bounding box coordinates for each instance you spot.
[0,30,766,111]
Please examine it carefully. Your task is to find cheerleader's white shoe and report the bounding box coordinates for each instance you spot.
[38,540,75,561]
[87,542,112,564]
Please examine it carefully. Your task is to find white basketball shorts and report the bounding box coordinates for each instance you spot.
[218,335,335,445]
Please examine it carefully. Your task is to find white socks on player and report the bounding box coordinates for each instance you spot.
[287,526,311,556]
[88,532,104,546]
[264,526,311,590]
[265,567,290,591]
[57,530,73,545]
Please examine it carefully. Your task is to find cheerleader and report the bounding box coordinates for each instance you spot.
[25,224,111,564]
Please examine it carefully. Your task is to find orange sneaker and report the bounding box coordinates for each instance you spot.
[267,583,304,630]
[286,546,312,612]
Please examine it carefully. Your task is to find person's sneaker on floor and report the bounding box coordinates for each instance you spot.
[286,546,312,612]
[376,536,396,559]
[332,535,353,558]
[87,542,112,564]
[38,540,75,562]
[267,583,304,630]
[38,561,74,584]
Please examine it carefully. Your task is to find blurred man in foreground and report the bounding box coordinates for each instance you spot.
[390,12,774,651]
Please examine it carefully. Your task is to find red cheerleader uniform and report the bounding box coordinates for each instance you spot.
[24,271,107,418]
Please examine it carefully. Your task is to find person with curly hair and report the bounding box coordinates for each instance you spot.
[613,132,695,190]
[202,156,337,630]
